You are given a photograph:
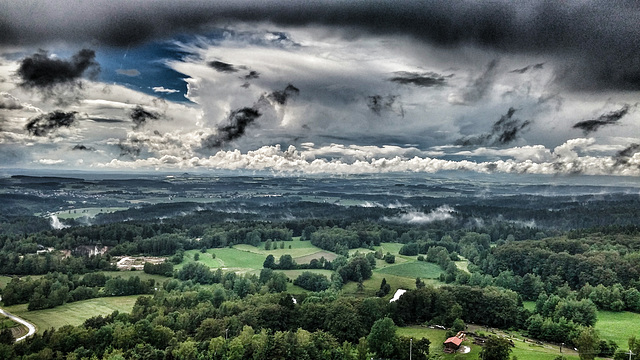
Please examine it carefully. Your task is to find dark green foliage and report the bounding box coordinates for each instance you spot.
[480,336,513,360]
[175,262,217,284]
[383,252,395,264]
[376,278,391,297]
[294,272,331,292]
[143,261,174,276]
[367,317,397,358]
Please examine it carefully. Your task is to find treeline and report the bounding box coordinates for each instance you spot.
[9,281,526,360]
[0,272,155,310]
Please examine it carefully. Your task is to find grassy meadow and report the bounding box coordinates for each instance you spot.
[3,296,140,332]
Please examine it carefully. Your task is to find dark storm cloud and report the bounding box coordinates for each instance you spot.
[90,118,126,124]
[208,60,238,73]
[456,107,530,146]
[25,110,77,136]
[244,71,260,80]
[510,63,545,74]
[2,1,639,90]
[572,105,630,135]
[367,95,397,116]
[17,49,99,89]
[389,71,447,87]
[130,105,161,129]
[614,143,640,168]
[267,84,299,105]
[202,107,262,148]
[118,139,143,158]
[72,144,95,151]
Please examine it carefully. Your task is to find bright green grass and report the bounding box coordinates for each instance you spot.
[0,317,18,329]
[397,326,579,359]
[182,250,224,268]
[341,272,429,297]
[54,207,128,219]
[4,296,140,333]
[377,242,404,254]
[234,240,320,258]
[376,261,444,279]
[0,275,12,289]
[207,248,268,270]
[595,310,640,348]
[294,251,338,263]
[95,271,171,284]
[455,260,470,273]
[522,300,536,312]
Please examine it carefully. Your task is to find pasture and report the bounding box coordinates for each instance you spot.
[3,296,140,333]
[376,261,444,279]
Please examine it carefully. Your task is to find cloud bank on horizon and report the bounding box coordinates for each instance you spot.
[0,0,639,176]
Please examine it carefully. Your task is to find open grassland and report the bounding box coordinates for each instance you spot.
[234,238,323,258]
[377,242,405,255]
[455,259,470,273]
[595,310,640,348]
[341,272,434,297]
[0,275,11,289]
[181,250,224,268]
[276,269,334,280]
[294,251,338,263]
[397,326,579,360]
[54,207,128,219]
[4,296,140,333]
[376,261,444,279]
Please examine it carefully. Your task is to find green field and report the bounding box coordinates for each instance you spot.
[376,261,444,279]
[0,275,12,289]
[53,207,128,219]
[0,317,18,330]
[595,310,640,348]
[234,238,323,258]
[397,326,579,359]
[294,251,338,263]
[3,296,140,333]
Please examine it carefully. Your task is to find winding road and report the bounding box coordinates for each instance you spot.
[0,297,36,342]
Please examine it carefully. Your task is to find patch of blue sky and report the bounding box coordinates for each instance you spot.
[96,40,193,103]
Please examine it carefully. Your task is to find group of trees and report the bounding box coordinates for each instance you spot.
[1,272,154,310]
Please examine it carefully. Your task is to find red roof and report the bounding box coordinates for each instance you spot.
[444,336,463,346]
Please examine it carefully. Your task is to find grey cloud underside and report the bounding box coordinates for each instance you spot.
[510,63,544,74]
[202,107,262,149]
[17,49,99,89]
[2,1,638,90]
[456,107,530,146]
[130,105,161,129]
[25,110,77,136]
[208,61,239,73]
[572,105,631,134]
[72,144,95,151]
[118,140,142,158]
[388,71,447,87]
[202,84,299,149]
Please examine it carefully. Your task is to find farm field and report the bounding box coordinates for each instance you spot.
[376,261,444,279]
[0,275,11,289]
[594,310,640,348]
[397,326,580,359]
[3,296,140,333]
[53,207,128,219]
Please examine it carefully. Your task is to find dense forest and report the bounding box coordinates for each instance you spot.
[1,175,640,359]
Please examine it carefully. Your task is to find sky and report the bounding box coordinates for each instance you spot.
[0,0,639,176]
